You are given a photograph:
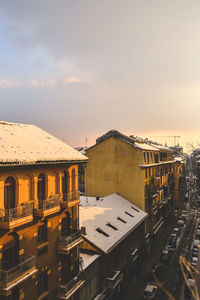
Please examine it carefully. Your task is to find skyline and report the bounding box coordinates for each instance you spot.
[1,1,200,149]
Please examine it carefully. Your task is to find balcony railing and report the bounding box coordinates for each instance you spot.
[0,256,36,286]
[38,196,60,210]
[58,231,82,253]
[0,203,34,229]
[57,277,85,297]
[62,191,80,202]
[0,203,33,222]
[105,271,123,289]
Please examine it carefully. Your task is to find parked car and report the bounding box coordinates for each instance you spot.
[160,249,170,263]
[168,234,177,248]
[177,220,184,227]
[193,239,200,250]
[173,227,180,236]
[191,257,198,268]
[180,214,187,221]
[143,284,158,299]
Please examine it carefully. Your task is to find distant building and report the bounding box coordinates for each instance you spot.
[0,121,88,300]
[84,130,185,254]
[79,193,147,299]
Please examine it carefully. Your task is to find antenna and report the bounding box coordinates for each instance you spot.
[85,137,88,148]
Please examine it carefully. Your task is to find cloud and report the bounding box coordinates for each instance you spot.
[0,80,18,87]
[63,77,80,84]
[27,79,56,87]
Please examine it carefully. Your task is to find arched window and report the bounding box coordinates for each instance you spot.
[37,174,45,201]
[4,177,16,209]
[72,169,76,192]
[62,171,70,201]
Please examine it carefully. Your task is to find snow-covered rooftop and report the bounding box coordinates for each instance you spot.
[134,142,159,151]
[0,121,87,165]
[80,253,99,271]
[80,193,147,254]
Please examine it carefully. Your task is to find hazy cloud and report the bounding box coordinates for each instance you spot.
[1,1,200,149]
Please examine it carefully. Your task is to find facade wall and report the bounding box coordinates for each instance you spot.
[86,138,145,210]
[0,163,81,300]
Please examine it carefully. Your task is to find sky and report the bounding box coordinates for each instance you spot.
[1,1,200,150]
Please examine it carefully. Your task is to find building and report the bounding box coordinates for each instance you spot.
[85,130,185,254]
[0,121,88,300]
[79,193,147,299]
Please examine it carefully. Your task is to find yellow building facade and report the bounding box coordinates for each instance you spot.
[85,130,185,252]
[0,121,87,300]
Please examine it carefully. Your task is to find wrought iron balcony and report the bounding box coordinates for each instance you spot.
[0,203,33,229]
[105,271,123,289]
[61,191,80,208]
[0,256,37,289]
[34,195,60,217]
[58,231,83,254]
[57,277,85,299]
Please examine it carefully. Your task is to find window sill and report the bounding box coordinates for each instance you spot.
[37,291,49,300]
[37,241,49,250]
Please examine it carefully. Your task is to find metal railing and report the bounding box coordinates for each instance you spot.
[0,256,35,284]
[57,276,82,294]
[0,203,33,222]
[59,230,82,247]
[38,196,60,210]
[62,191,79,202]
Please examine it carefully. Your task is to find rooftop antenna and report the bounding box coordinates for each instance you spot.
[85,137,88,148]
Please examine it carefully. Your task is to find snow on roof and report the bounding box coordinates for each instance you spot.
[134,142,159,151]
[80,193,147,254]
[0,121,87,165]
[174,156,184,162]
[80,253,99,271]
[75,147,88,155]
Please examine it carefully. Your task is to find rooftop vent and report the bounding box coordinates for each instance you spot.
[96,227,109,237]
[117,217,127,224]
[106,223,118,231]
[131,206,139,212]
[125,211,134,218]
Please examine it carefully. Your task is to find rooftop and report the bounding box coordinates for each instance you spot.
[80,193,147,254]
[0,121,87,165]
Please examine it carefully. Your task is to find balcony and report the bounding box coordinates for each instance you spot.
[152,217,164,235]
[0,256,37,290]
[0,203,33,229]
[34,195,60,217]
[60,191,80,208]
[57,277,85,299]
[105,271,123,289]
[57,231,83,254]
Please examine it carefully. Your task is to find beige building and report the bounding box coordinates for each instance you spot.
[85,130,185,253]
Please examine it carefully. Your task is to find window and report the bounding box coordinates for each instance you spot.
[2,234,19,271]
[38,271,48,296]
[72,169,76,192]
[38,222,47,244]
[4,177,16,209]
[37,174,45,201]
[62,171,70,200]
